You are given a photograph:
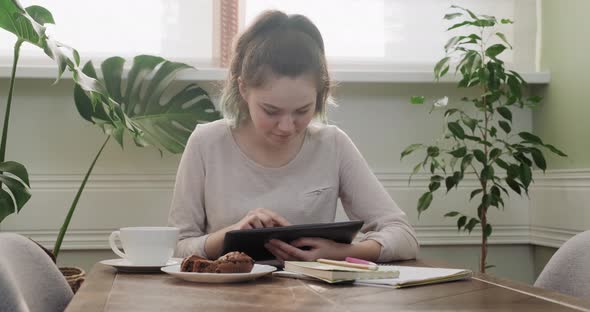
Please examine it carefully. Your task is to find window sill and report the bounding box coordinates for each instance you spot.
[2,65,550,84]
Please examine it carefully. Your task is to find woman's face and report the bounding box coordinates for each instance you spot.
[239,73,317,147]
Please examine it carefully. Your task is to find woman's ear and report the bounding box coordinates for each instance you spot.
[238,77,248,102]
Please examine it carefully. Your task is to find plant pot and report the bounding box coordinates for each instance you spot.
[59,266,85,293]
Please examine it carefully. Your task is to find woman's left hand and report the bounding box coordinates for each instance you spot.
[264,237,349,262]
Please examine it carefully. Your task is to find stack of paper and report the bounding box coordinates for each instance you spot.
[354,266,472,288]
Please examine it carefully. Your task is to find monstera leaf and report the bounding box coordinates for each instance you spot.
[73,55,221,153]
[0,161,31,223]
[0,0,69,77]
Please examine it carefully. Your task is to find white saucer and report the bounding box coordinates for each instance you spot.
[100,258,181,273]
[161,264,276,283]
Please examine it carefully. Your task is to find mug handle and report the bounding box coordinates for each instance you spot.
[109,231,127,259]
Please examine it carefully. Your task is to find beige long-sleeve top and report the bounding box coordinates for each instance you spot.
[168,119,419,262]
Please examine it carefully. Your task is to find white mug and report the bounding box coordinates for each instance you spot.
[109,227,179,266]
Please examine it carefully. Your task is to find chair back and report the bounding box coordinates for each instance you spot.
[0,233,73,312]
[534,230,590,298]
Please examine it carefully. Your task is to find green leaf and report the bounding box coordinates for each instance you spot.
[434,57,451,79]
[484,223,493,238]
[409,162,422,184]
[457,216,467,231]
[520,163,532,189]
[0,161,32,222]
[401,144,424,160]
[544,144,567,157]
[74,55,222,154]
[0,2,70,79]
[495,32,512,49]
[0,161,30,187]
[461,154,473,173]
[411,96,425,104]
[444,211,460,217]
[444,13,463,20]
[449,146,467,158]
[530,148,547,172]
[448,122,465,139]
[501,18,514,24]
[447,20,472,31]
[495,158,509,170]
[417,192,434,216]
[470,189,483,200]
[507,75,522,99]
[473,149,486,164]
[427,146,440,157]
[431,175,444,182]
[481,165,495,181]
[519,132,543,145]
[485,44,507,59]
[461,115,477,132]
[464,218,480,233]
[527,95,542,103]
[445,175,459,193]
[506,178,522,195]
[444,36,464,52]
[490,127,497,138]
[489,148,502,161]
[429,181,441,192]
[498,120,511,133]
[444,109,460,117]
[496,106,512,122]
[507,164,520,179]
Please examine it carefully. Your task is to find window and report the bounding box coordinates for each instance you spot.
[0,0,538,72]
[242,0,539,71]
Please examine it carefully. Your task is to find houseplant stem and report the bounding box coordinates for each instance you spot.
[1,40,22,163]
[53,136,110,257]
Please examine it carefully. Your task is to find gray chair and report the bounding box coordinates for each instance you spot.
[0,233,73,312]
[534,230,590,298]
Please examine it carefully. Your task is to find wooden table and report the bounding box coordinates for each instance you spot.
[66,260,590,312]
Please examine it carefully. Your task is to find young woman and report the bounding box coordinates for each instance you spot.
[168,10,419,263]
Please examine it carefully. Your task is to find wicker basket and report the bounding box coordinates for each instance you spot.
[60,267,85,293]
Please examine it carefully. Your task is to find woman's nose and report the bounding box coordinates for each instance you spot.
[277,115,295,132]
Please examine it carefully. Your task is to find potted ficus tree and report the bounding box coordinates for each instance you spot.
[401,6,566,273]
[0,0,221,291]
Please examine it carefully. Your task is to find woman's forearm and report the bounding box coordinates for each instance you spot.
[345,239,382,262]
[204,226,233,259]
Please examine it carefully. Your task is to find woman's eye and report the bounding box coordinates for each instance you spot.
[296,110,309,115]
[264,109,278,116]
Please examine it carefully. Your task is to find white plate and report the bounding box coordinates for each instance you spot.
[161,264,277,283]
[100,258,181,273]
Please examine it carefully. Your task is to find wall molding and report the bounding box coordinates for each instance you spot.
[4,169,588,250]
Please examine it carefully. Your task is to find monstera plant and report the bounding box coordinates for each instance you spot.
[0,0,73,223]
[52,56,222,257]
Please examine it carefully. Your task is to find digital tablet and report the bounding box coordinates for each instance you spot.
[221,220,364,261]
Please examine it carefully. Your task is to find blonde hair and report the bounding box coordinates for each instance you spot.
[220,10,333,127]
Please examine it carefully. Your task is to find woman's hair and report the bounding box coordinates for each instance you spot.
[220,10,333,127]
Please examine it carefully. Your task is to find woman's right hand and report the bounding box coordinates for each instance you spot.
[231,208,291,230]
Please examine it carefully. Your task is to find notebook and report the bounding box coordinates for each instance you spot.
[353,266,472,288]
[276,264,471,288]
[282,261,400,283]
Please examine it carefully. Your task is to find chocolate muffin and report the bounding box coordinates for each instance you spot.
[215,252,254,273]
[180,255,218,273]
[180,252,254,273]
